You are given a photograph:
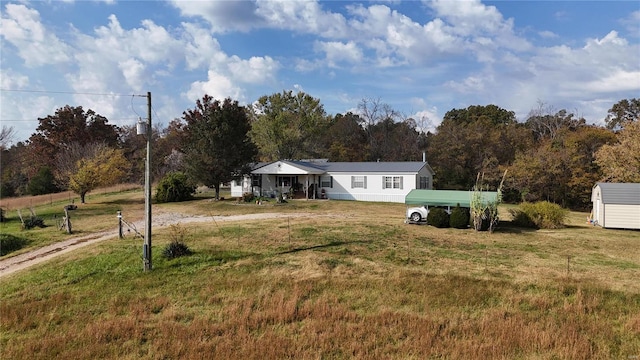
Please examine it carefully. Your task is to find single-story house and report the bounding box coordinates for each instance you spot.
[591,182,640,230]
[231,159,435,203]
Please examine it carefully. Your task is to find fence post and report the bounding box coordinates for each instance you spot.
[117,211,123,239]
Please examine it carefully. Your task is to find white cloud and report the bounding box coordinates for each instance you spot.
[0,69,29,89]
[621,10,640,36]
[408,98,442,132]
[227,55,279,84]
[186,70,243,103]
[181,22,223,70]
[314,41,363,67]
[254,1,348,38]
[170,0,263,33]
[118,58,147,92]
[0,4,71,66]
[538,30,558,39]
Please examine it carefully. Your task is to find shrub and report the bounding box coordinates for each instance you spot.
[163,224,193,259]
[155,172,195,203]
[23,216,45,230]
[449,205,470,229]
[427,208,450,228]
[509,201,568,229]
[163,241,192,259]
[0,234,29,256]
[242,192,255,203]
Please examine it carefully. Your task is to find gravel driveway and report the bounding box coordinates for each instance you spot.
[0,211,312,278]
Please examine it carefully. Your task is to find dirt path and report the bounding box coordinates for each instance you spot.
[0,211,313,279]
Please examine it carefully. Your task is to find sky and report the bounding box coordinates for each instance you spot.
[1,0,639,143]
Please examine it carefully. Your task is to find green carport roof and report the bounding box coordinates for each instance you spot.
[405,189,498,207]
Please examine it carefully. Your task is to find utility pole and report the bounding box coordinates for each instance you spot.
[143,91,152,271]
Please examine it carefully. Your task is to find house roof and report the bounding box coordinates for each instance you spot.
[405,189,498,207]
[317,161,433,174]
[251,160,435,175]
[595,182,640,205]
[252,160,326,175]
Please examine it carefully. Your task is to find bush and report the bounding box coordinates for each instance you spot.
[242,192,255,203]
[427,208,450,228]
[163,241,192,259]
[163,224,193,259]
[509,201,568,229]
[23,216,45,230]
[0,234,29,256]
[449,205,470,229]
[155,172,195,203]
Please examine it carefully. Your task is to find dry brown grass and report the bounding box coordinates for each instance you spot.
[0,183,141,211]
[1,196,639,359]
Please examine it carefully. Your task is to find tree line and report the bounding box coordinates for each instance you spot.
[0,92,638,210]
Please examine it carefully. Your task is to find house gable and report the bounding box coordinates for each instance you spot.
[252,160,325,175]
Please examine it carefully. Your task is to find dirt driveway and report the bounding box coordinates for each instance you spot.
[0,211,313,279]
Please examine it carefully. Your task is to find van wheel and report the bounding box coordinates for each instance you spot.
[410,212,422,222]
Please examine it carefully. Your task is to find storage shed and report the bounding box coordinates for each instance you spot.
[591,183,640,230]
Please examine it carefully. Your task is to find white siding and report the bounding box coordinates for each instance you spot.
[230,177,252,197]
[591,186,605,225]
[603,204,640,229]
[323,172,416,203]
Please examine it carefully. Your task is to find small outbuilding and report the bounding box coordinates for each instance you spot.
[591,182,640,230]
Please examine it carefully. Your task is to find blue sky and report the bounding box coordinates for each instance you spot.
[1,0,639,143]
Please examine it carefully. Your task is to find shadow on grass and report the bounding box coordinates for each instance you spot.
[278,240,373,255]
[104,198,145,206]
[0,234,31,256]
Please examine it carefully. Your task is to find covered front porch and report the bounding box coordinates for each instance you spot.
[244,161,327,200]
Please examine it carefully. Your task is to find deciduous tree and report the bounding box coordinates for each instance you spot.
[250,91,329,161]
[605,98,640,130]
[595,121,640,182]
[322,112,368,161]
[57,143,129,203]
[427,104,528,190]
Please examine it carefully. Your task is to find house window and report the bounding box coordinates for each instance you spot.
[251,175,261,187]
[419,176,430,189]
[383,176,403,189]
[276,176,292,187]
[351,175,367,189]
[321,176,333,188]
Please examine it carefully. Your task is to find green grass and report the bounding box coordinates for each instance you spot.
[1,189,640,359]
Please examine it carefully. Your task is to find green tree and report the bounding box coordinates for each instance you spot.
[605,98,640,130]
[182,95,257,200]
[595,120,640,182]
[57,143,130,203]
[27,167,59,195]
[155,172,195,203]
[249,90,329,161]
[508,125,616,209]
[427,105,529,190]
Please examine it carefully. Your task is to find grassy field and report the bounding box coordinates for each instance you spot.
[1,188,639,359]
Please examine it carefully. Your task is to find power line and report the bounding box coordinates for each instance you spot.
[0,88,146,97]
